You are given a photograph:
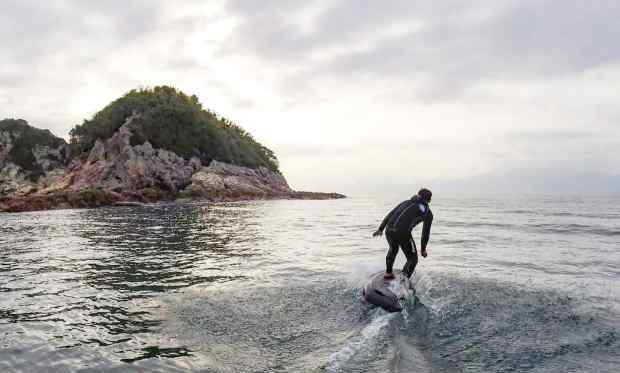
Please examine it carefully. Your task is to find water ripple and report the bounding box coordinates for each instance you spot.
[0,196,618,372]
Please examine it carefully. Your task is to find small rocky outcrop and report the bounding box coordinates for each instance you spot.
[0,119,70,196]
[184,160,292,199]
[0,117,344,213]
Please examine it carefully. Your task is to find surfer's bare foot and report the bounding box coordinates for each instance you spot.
[383,272,395,279]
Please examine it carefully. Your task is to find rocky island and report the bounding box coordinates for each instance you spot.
[0,86,344,213]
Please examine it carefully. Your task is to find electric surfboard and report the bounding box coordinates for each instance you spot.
[362,270,413,312]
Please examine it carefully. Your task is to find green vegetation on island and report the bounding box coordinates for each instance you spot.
[0,119,67,179]
[69,86,279,171]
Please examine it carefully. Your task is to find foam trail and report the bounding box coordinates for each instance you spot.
[324,309,395,372]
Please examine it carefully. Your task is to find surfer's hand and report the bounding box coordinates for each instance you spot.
[421,249,427,258]
[372,230,382,237]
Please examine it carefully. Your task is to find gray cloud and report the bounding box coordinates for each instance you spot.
[1,0,619,194]
[0,1,235,135]
[434,167,620,195]
[1,1,162,64]
[224,0,620,98]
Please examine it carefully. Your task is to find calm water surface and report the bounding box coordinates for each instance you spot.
[0,195,618,372]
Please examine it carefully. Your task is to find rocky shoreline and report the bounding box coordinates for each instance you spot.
[0,117,344,213]
[0,189,345,213]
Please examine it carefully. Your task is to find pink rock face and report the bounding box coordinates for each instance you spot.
[63,119,201,194]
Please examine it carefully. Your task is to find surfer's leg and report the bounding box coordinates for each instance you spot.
[385,233,399,274]
[401,237,418,278]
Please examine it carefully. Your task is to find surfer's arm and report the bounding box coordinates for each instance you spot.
[377,213,392,232]
[421,210,433,251]
[377,201,405,232]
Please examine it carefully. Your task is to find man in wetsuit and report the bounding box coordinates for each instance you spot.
[372,188,433,279]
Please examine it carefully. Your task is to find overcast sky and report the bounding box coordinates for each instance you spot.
[2,0,619,194]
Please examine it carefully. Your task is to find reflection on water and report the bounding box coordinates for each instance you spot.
[0,196,619,372]
[78,204,256,294]
[0,202,268,370]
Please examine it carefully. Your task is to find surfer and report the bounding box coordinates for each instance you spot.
[372,188,433,279]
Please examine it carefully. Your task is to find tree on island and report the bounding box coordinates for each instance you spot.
[69,86,279,171]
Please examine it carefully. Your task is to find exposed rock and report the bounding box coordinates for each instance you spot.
[0,122,69,196]
[33,144,70,172]
[0,131,13,164]
[0,162,26,195]
[183,160,292,199]
[180,160,345,201]
[0,189,120,213]
[0,116,345,213]
[61,118,201,195]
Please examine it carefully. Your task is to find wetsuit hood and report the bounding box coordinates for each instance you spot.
[417,188,432,203]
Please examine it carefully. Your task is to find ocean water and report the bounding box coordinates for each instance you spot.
[0,195,618,372]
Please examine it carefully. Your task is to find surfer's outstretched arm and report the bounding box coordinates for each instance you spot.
[374,201,407,236]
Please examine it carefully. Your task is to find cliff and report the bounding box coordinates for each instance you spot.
[0,90,344,213]
[0,119,70,196]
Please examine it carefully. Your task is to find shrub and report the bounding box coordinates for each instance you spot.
[69,86,279,171]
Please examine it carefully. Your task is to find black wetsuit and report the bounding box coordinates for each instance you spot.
[378,196,433,278]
